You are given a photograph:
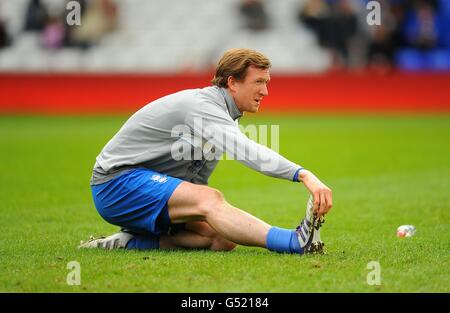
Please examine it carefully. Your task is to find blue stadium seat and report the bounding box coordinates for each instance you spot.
[425,49,450,71]
[395,49,425,71]
[438,0,450,47]
[438,0,450,16]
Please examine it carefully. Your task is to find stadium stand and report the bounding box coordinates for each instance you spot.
[0,0,331,73]
[0,0,449,114]
[1,0,450,73]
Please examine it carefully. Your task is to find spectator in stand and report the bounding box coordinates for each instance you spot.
[366,0,402,73]
[24,0,48,32]
[71,0,118,49]
[42,15,65,50]
[0,18,11,48]
[63,0,87,47]
[298,0,330,46]
[299,0,358,69]
[402,0,444,50]
[239,0,269,31]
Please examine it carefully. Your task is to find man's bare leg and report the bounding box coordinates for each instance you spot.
[79,220,236,251]
[167,181,271,248]
[80,182,314,254]
[159,221,236,251]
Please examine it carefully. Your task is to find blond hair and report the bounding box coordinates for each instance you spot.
[212,48,271,88]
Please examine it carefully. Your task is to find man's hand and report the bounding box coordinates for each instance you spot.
[298,169,332,217]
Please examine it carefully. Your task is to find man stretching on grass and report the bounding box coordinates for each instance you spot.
[80,48,332,254]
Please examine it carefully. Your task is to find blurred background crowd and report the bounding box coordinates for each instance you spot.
[0,0,449,73]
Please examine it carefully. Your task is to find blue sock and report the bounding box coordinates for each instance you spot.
[125,234,160,250]
[266,227,303,254]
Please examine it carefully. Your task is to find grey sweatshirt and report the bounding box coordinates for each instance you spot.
[90,86,302,185]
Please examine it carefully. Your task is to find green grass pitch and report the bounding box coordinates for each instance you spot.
[0,114,449,292]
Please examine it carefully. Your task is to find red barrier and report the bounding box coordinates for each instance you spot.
[1,72,449,114]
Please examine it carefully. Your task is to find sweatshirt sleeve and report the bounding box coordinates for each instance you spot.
[187,102,302,182]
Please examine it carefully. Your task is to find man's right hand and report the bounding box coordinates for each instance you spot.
[298,169,333,217]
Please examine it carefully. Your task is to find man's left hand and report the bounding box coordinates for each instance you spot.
[298,169,333,217]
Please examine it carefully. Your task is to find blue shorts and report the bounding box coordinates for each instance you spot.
[91,168,183,236]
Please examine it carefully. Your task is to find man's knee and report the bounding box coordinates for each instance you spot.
[196,188,226,218]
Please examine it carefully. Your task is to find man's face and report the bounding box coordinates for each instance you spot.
[228,66,270,113]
